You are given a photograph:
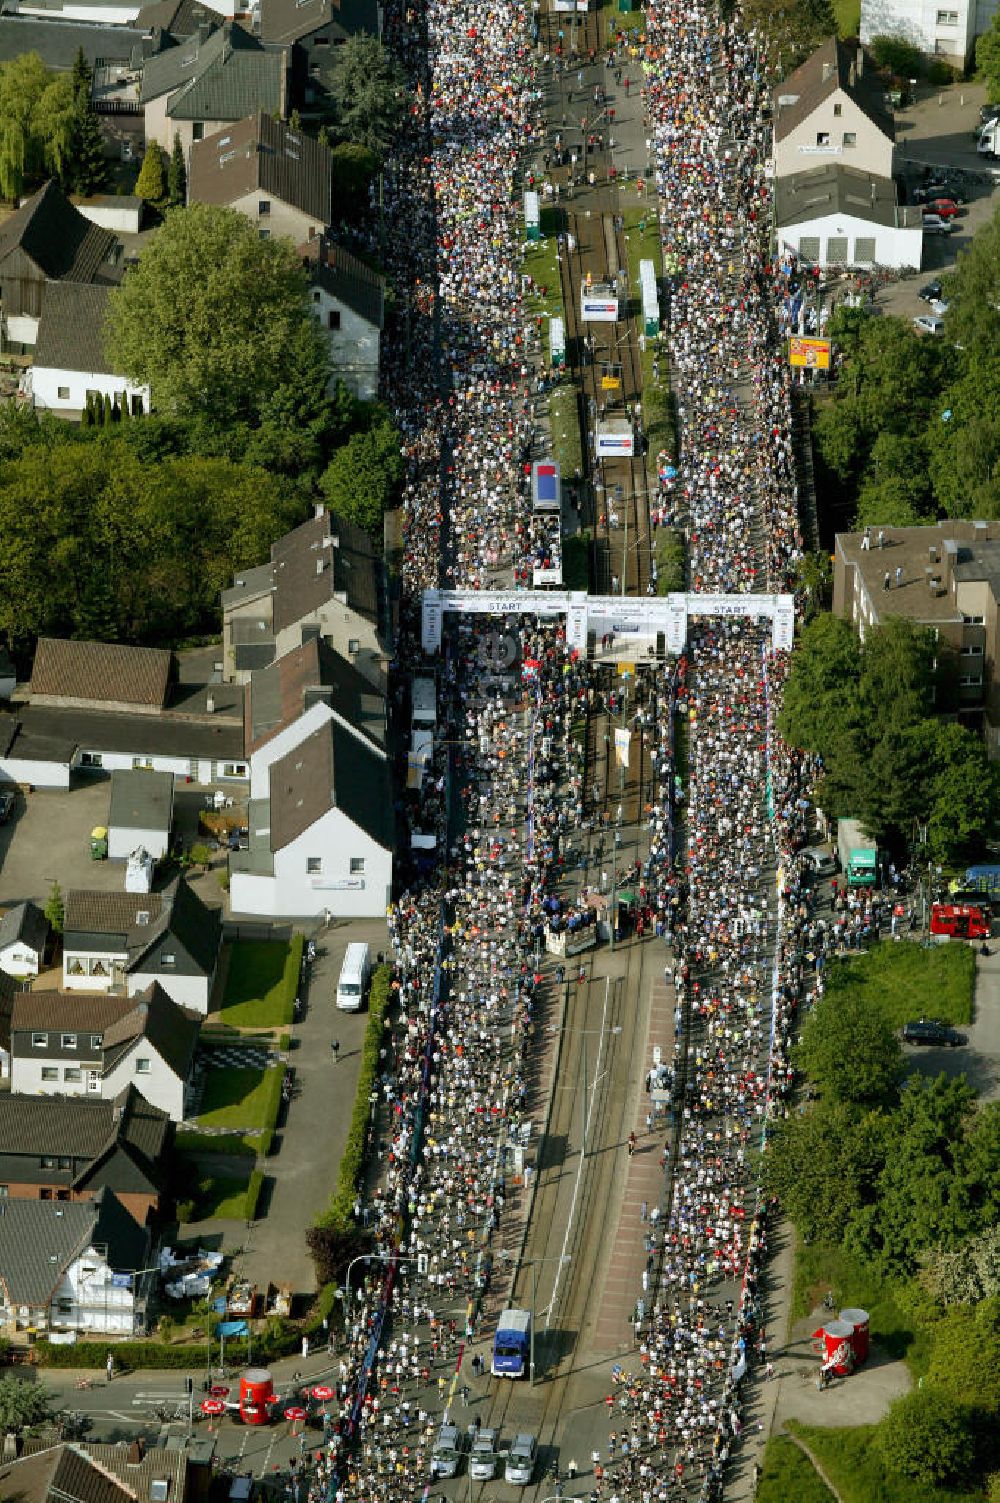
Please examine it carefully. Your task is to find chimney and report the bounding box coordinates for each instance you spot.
[929,543,939,564]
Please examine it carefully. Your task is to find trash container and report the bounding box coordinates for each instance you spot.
[90,826,108,860]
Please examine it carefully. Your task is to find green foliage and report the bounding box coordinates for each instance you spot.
[43,878,64,935]
[68,51,105,196]
[738,0,836,67]
[756,1436,836,1503]
[562,531,590,590]
[330,141,379,215]
[220,936,302,1029]
[653,526,685,593]
[0,1374,53,1434]
[134,141,165,203]
[320,415,404,541]
[173,1129,257,1156]
[920,1223,1000,1306]
[797,989,902,1104]
[316,963,392,1232]
[168,131,186,206]
[924,1297,1000,1409]
[305,1221,369,1286]
[877,1389,973,1485]
[976,8,1000,103]
[763,1100,888,1244]
[868,33,924,77]
[820,942,975,1031]
[188,842,211,868]
[105,204,332,436]
[788,1419,970,1503]
[325,34,406,155]
[0,54,81,197]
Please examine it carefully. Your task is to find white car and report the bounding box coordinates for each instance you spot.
[504,1434,537,1486]
[913,314,944,335]
[929,299,949,317]
[921,214,954,234]
[468,1429,500,1482]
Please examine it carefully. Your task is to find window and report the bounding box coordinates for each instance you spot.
[797,236,820,263]
[843,132,856,147]
[90,1035,103,1049]
[816,131,830,146]
[40,1156,55,1169]
[348,638,360,655]
[962,644,984,655]
[91,960,108,977]
[936,8,958,21]
[826,236,849,264]
[160,952,177,967]
[313,289,321,303]
[833,102,842,116]
[853,236,876,263]
[192,122,204,141]
[67,957,85,975]
[135,1057,151,1074]
[80,752,102,768]
[41,1067,58,1081]
[963,614,985,624]
[57,385,70,400]
[307,857,322,874]
[64,1068,82,1083]
[960,674,984,686]
[31,1032,47,1048]
[0,1187,7,1198]
[313,31,329,43]
[258,200,271,216]
[130,394,143,416]
[132,756,153,770]
[61,1033,77,1049]
[328,310,341,331]
[350,857,366,874]
[222,762,247,778]
[259,229,271,240]
[85,388,100,405]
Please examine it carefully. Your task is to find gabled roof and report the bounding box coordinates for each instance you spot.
[33,283,126,379]
[189,113,333,227]
[0,17,145,72]
[259,0,378,46]
[246,635,385,752]
[0,1441,187,1503]
[301,236,384,328]
[64,889,166,943]
[30,638,172,710]
[135,0,223,38]
[268,713,391,852]
[0,1189,148,1311]
[11,991,133,1035]
[773,36,894,144]
[271,507,380,632]
[64,878,220,978]
[141,22,285,120]
[0,900,48,957]
[775,164,919,229]
[100,983,200,1079]
[0,1085,169,1186]
[0,181,121,285]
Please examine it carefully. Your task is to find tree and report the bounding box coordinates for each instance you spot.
[868,33,924,78]
[877,1389,973,1485]
[0,1374,53,1437]
[798,990,902,1106]
[925,1298,1000,1411]
[325,34,407,155]
[919,718,1000,863]
[134,141,165,203]
[44,879,64,935]
[305,1222,368,1286]
[167,131,186,206]
[68,49,106,196]
[105,204,331,432]
[320,414,404,541]
[330,141,379,217]
[976,9,1000,104]
[762,1100,887,1244]
[33,75,75,182]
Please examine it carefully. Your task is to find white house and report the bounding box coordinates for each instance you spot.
[9,984,199,1121]
[230,706,392,918]
[62,878,222,1014]
[861,0,1000,64]
[25,282,149,418]
[0,901,49,979]
[775,163,923,269]
[108,769,175,861]
[0,1190,149,1337]
[301,237,384,402]
[772,38,896,182]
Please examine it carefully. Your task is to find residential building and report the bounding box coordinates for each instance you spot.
[0,181,123,354]
[107,769,175,860]
[62,877,222,1013]
[229,705,392,917]
[0,1084,172,1222]
[0,973,16,1080]
[0,902,49,980]
[0,1188,150,1336]
[222,506,389,690]
[140,22,289,156]
[189,112,332,243]
[302,236,384,401]
[258,0,379,108]
[775,162,922,269]
[0,1442,193,1503]
[833,519,1000,752]
[861,0,1000,65]
[30,637,173,713]
[23,283,150,417]
[244,634,386,754]
[772,37,896,181]
[9,984,199,1121]
[0,16,146,73]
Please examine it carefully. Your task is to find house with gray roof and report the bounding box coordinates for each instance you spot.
[258,0,377,111]
[0,1440,191,1503]
[10,983,199,1121]
[222,505,388,691]
[0,901,49,980]
[63,876,222,1014]
[0,1188,150,1336]
[244,634,386,755]
[0,181,123,353]
[189,112,333,244]
[141,21,289,156]
[24,282,151,417]
[108,768,175,860]
[0,1084,172,1224]
[301,235,383,400]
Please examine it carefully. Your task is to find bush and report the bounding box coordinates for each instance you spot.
[189,842,212,868]
[246,1169,264,1221]
[176,1197,196,1222]
[877,1388,973,1485]
[869,33,924,78]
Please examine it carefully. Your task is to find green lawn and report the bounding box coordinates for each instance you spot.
[822,941,975,1029]
[791,1237,936,1371]
[196,1065,285,1133]
[786,1423,972,1503]
[178,1168,264,1222]
[757,1435,834,1503]
[219,937,302,1029]
[832,0,861,36]
[174,1129,257,1157]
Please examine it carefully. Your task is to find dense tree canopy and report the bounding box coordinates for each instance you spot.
[325,34,407,155]
[797,991,902,1105]
[0,1375,53,1436]
[320,414,405,540]
[976,7,1000,104]
[877,1389,973,1485]
[105,204,333,435]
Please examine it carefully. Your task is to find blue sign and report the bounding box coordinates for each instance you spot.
[111,1273,133,1289]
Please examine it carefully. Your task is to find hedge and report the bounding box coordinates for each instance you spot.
[315,963,392,1233]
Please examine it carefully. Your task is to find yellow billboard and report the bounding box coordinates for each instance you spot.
[789,336,832,370]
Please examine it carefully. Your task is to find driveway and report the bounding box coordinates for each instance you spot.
[0,778,126,908]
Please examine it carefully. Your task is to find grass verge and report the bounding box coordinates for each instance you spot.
[219,935,302,1029]
[757,1435,834,1503]
[196,1064,285,1134]
[822,942,975,1029]
[653,526,685,593]
[786,1423,965,1503]
[174,1129,257,1157]
[832,0,861,35]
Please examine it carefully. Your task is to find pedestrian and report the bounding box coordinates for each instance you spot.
[568,1459,578,1479]
[331,1039,340,1063]
[883,570,891,591]
[627,1131,637,1157]
[106,1352,114,1383]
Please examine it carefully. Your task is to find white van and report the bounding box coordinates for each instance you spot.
[411,676,437,733]
[336,942,371,1011]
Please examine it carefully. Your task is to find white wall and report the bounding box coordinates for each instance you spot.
[12,1053,101,1096]
[0,941,41,978]
[77,202,142,234]
[102,1041,185,1120]
[14,0,141,21]
[860,0,981,59]
[229,189,322,247]
[231,803,391,918]
[50,1249,138,1335]
[30,365,149,416]
[109,823,169,861]
[0,755,70,789]
[6,314,38,347]
[127,969,211,1015]
[64,949,124,990]
[273,600,385,692]
[777,212,922,268]
[774,84,894,179]
[310,288,380,402]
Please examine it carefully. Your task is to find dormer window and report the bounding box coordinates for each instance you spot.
[61,1034,77,1050]
[31,1032,47,1048]
[160,952,176,967]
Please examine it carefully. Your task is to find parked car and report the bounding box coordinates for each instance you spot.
[921,215,955,235]
[922,198,960,218]
[468,1430,500,1482]
[929,299,950,318]
[913,314,944,335]
[0,792,13,824]
[902,1019,966,1047]
[980,102,1000,124]
[505,1435,537,1487]
[912,182,950,203]
[431,1423,463,1480]
[918,279,943,302]
[801,847,837,877]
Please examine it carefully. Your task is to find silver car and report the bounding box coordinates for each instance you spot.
[468,1428,500,1481]
[432,1423,463,1480]
[504,1434,537,1486]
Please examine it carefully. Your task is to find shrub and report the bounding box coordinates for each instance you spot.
[176,1197,196,1223]
[245,1169,264,1221]
[189,843,212,868]
[877,1388,973,1485]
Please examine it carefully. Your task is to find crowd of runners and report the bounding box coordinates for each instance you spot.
[296,0,828,1496]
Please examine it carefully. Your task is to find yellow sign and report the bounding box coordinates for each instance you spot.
[601,373,622,390]
[789,336,831,370]
[618,662,636,676]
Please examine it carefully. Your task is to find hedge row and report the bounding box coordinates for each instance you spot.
[315,964,392,1233]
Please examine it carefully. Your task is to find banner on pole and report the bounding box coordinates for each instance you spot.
[614,727,631,768]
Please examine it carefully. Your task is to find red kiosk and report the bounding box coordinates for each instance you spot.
[240,1367,275,1425]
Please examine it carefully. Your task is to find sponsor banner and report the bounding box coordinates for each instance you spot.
[789,336,831,370]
